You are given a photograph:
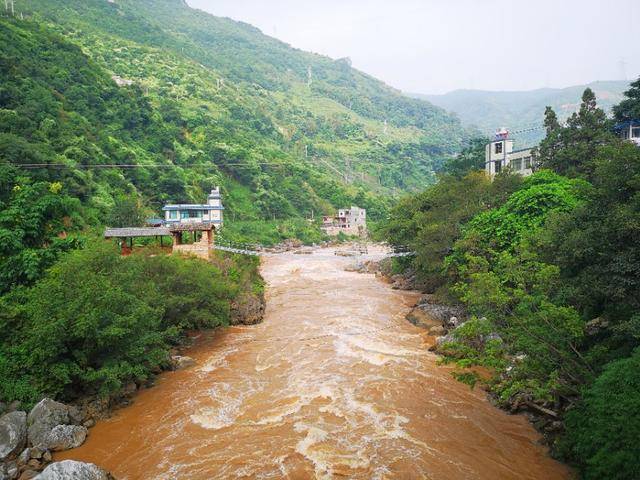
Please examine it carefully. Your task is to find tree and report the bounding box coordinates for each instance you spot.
[613,77,640,122]
[107,193,148,227]
[535,88,615,179]
[562,348,640,480]
[440,138,487,177]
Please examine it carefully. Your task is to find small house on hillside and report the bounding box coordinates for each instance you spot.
[162,187,224,227]
[485,128,533,177]
[321,206,367,236]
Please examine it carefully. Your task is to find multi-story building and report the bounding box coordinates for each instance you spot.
[485,128,534,177]
[321,206,367,236]
[162,187,224,227]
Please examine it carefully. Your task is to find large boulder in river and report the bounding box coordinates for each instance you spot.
[170,355,196,370]
[43,425,87,451]
[34,461,112,480]
[405,307,443,331]
[0,411,27,460]
[27,399,80,448]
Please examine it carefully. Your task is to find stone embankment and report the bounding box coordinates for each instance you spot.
[0,398,113,480]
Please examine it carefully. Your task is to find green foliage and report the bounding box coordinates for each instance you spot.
[107,193,149,227]
[535,88,616,179]
[439,137,487,177]
[562,348,640,480]
[381,170,521,292]
[220,218,327,246]
[613,77,640,122]
[0,242,260,405]
[0,168,82,292]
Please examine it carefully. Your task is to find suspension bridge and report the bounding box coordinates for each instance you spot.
[211,241,415,258]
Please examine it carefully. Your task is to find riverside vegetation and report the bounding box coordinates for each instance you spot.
[383,83,640,480]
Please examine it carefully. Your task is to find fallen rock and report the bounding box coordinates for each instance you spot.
[34,461,112,480]
[17,448,30,466]
[414,299,465,326]
[27,400,74,448]
[428,325,446,336]
[405,307,443,330]
[18,470,37,480]
[43,425,87,451]
[170,355,196,370]
[230,292,265,326]
[0,411,27,461]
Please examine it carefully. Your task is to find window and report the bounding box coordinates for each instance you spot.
[168,210,178,220]
[632,127,640,138]
[494,161,502,173]
[524,157,532,169]
[511,158,522,171]
[180,210,189,219]
[495,142,503,154]
[621,129,629,140]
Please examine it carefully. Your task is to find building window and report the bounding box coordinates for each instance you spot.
[168,210,178,220]
[524,157,532,169]
[494,161,502,173]
[511,158,522,171]
[632,127,640,138]
[495,142,503,154]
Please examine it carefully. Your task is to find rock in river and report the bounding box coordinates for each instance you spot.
[34,461,112,480]
[0,411,27,461]
[43,425,87,452]
[170,355,196,370]
[27,400,79,449]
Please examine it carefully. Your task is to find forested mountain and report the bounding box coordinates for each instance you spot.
[414,81,628,146]
[1,0,467,241]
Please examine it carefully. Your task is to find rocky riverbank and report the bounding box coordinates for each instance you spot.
[0,398,114,480]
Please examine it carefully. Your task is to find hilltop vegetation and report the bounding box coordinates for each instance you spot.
[385,83,640,479]
[416,81,629,147]
[2,0,468,241]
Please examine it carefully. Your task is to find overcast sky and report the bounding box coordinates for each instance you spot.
[186,0,639,95]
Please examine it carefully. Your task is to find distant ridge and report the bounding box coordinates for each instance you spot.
[410,80,630,146]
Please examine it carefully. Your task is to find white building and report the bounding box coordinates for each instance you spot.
[162,187,224,227]
[485,128,533,177]
[321,206,367,236]
[616,120,640,146]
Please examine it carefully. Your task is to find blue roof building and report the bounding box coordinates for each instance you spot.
[614,120,640,147]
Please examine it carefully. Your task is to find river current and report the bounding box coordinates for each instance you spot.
[57,247,571,479]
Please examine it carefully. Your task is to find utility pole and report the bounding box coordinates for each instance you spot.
[304,144,308,158]
[307,66,312,87]
[383,119,388,135]
[618,58,628,81]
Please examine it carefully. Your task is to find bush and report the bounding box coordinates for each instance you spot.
[0,241,259,406]
[562,349,640,480]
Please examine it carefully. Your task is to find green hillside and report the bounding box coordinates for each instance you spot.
[1,0,468,243]
[414,81,629,147]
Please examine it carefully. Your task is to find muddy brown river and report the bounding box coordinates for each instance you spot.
[57,248,571,479]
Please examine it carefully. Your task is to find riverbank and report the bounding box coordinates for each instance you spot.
[349,255,574,452]
[0,245,265,480]
[52,246,570,479]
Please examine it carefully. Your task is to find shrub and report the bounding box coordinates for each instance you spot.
[562,349,640,480]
